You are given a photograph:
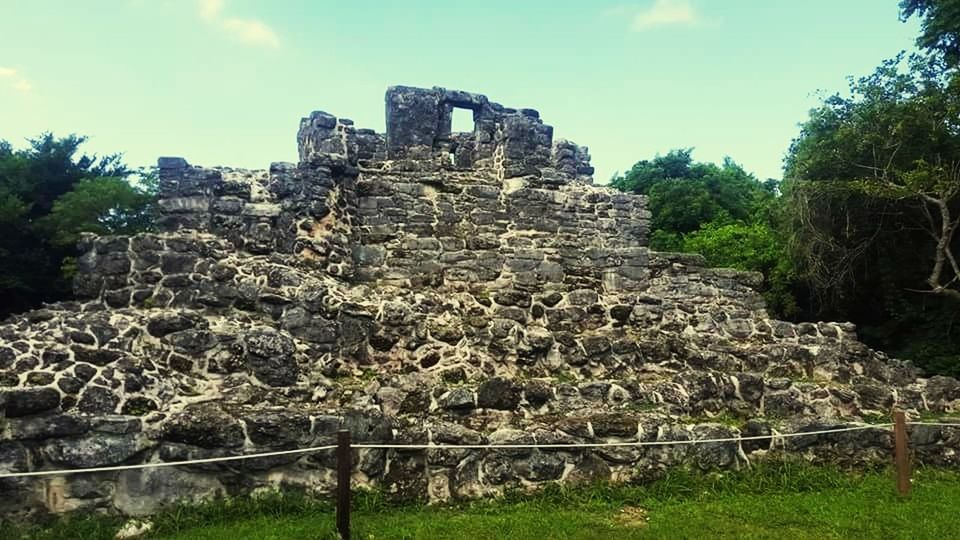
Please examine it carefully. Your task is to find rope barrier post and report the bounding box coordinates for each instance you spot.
[336,429,352,540]
[893,410,911,496]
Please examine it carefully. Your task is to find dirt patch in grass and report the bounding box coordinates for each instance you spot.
[614,505,649,527]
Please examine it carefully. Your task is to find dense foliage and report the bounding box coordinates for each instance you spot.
[610,150,800,318]
[0,135,156,318]
[606,2,960,377]
[783,53,960,376]
[901,0,960,65]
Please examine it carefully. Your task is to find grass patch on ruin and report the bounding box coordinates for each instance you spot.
[913,410,960,423]
[677,411,745,427]
[4,463,960,539]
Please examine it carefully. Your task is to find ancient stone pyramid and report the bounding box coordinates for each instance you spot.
[1,86,958,516]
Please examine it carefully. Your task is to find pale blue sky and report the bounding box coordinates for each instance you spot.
[1,0,920,182]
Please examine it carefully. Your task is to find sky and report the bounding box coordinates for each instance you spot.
[0,0,922,183]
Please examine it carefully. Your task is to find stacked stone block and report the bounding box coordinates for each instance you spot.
[1,85,959,519]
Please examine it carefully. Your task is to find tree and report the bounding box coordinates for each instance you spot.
[610,148,698,196]
[0,134,156,317]
[647,178,724,237]
[901,0,960,66]
[785,54,960,303]
[785,53,960,374]
[611,149,776,245]
[682,222,799,317]
[611,150,798,318]
[38,175,157,248]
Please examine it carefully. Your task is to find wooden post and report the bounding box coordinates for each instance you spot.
[893,410,911,496]
[336,429,352,539]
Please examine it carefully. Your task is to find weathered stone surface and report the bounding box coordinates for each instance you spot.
[926,376,960,405]
[44,434,149,468]
[243,330,298,387]
[477,377,521,410]
[3,388,61,417]
[383,453,427,501]
[692,425,741,469]
[92,416,143,435]
[163,404,245,449]
[114,467,225,516]
[399,390,431,415]
[740,419,772,453]
[432,421,483,445]
[567,454,611,484]
[518,452,565,481]
[591,412,639,437]
[0,442,29,473]
[0,84,958,520]
[78,386,120,414]
[439,388,475,411]
[523,380,553,406]
[243,411,311,447]
[7,414,89,440]
[0,347,17,369]
[342,408,393,443]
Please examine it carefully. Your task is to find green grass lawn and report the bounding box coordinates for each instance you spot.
[5,464,960,540]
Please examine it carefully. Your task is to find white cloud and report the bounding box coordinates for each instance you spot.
[222,17,280,48]
[13,79,32,93]
[0,67,32,93]
[198,0,223,21]
[612,0,700,31]
[196,0,279,48]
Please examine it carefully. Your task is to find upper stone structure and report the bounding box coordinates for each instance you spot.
[144,85,642,291]
[381,86,593,183]
[1,86,959,519]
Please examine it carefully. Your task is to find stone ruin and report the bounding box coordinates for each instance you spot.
[1,85,959,518]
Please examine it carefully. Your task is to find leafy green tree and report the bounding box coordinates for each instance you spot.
[647,179,724,237]
[0,134,156,317]
[785,54,960,302]
[611,149,798,318]
[901,0,960,65]
[610,148,698,196]
[682,222,799,318]
[612,150,777,245]
[38,175,157,247]
[784,53,960,374]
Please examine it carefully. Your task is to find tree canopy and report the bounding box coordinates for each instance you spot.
[783,52,960,376]
[611,150,775,237]
[0,135,156,317]
[610,45,960,376]
[785,54,960,296]
[901,0,960,65]
[610,150,797,317]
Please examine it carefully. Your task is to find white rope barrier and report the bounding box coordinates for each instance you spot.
[909,422,960,428]
[0,424,894,479]
[0,444,338,479]
[354,424,892,450]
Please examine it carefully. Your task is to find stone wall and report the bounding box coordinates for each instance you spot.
[2,85,960,520]
[351,176,649,287]
[383,86,591,184]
